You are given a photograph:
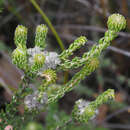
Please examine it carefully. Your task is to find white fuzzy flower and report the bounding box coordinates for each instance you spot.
[27,46,42,56]
[77,99,98,120]
[28,47,42,66]
[77,99,90,115]
[24,91,48,110]
[44,52,61,69]
[27,47,61,70]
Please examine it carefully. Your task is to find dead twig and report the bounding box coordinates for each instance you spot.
[55,24,130,38]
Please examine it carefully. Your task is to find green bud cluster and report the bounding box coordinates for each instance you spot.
[40,69,57,85]
[31,53,45,73]
[107,13,126,32]
[12,45,27,69]
[60,36,87,60]
[72,89,115,123]
[14,25,28,48]
[95,89,115,107]
[12,24,48,75]
[35,24,48,49]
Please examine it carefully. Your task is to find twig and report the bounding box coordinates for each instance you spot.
[0,2,28,28]
[102,106,130,122]
[55,24,130,38]
[103,123,130,129]
[108,46,130,57]
[29,0,65,51]
[76,0,110,16]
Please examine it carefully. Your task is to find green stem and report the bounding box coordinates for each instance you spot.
[29,0,65,51]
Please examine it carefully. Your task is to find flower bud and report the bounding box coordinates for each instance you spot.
[40,69,57,84]
[35,24,48,49]
[60,36,87,60]
[12,46,27,70]
[31,53,45,73]
[95,89,115,107]
[73,36,87,48]
[14,25,27,47]
[107,13,126,32]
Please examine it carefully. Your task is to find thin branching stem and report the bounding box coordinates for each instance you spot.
[29,0,65,51]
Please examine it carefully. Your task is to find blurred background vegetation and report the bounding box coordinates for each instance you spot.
[0,0,130,130]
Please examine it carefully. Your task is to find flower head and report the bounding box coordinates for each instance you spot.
[107,13,126,32]
[24,91,48,111]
